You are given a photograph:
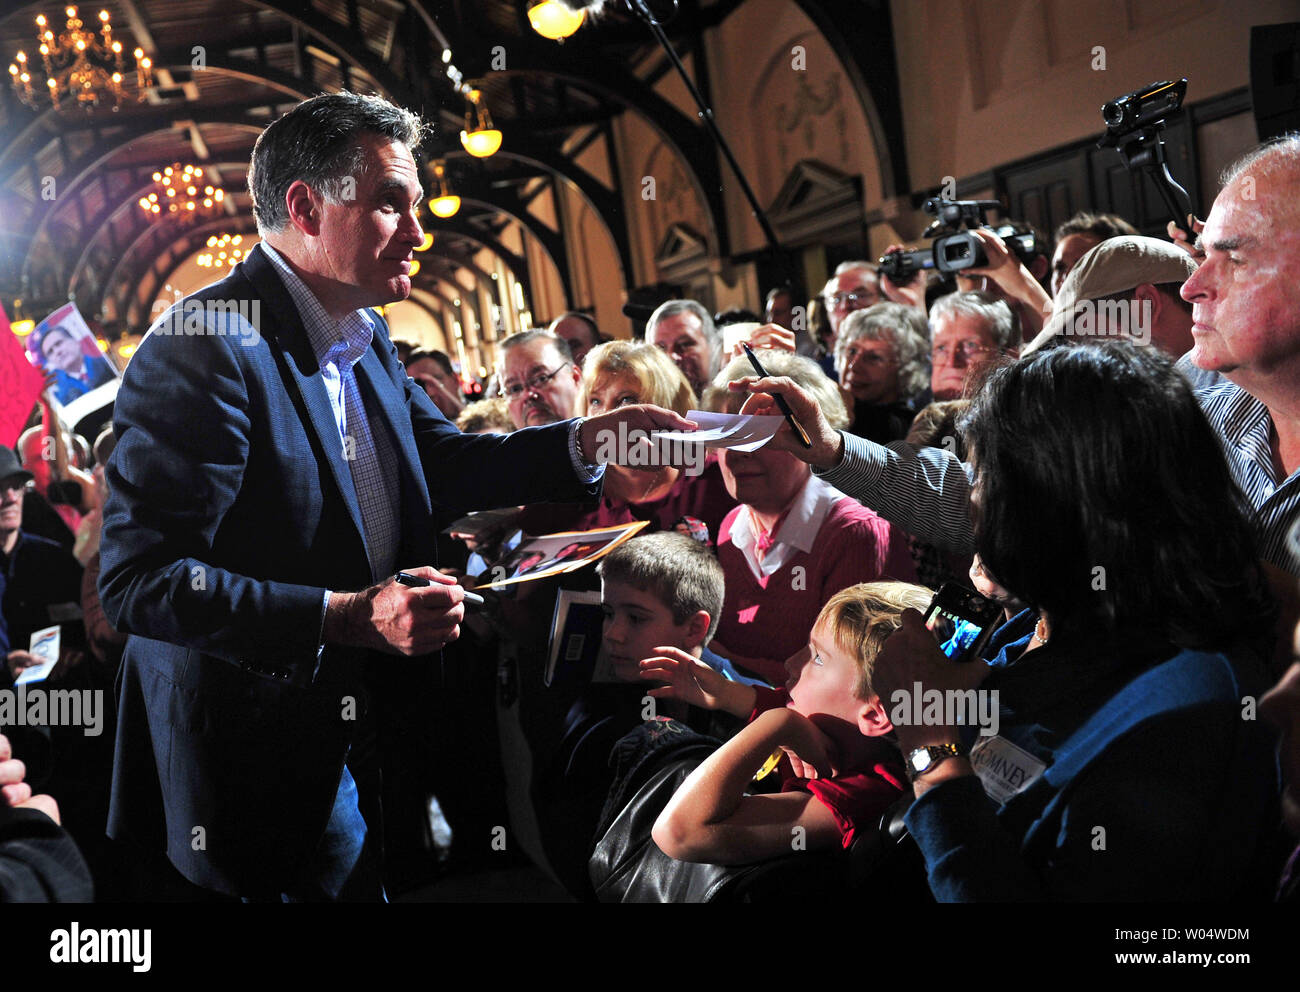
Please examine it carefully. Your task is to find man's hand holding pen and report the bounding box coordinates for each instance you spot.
[729,375,846,470]
[324,567,469,656]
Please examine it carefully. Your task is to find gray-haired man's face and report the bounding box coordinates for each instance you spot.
[649,312,714,397]
[823,271,880,336]
[931,311,999,401]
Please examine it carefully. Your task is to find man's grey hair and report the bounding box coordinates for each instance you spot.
[929,290,1016,352]
[835,303,931,398]
[495,330,573,383]
[1221,133,1300,186]
[646,299,720,357]
[248,91,427,237]
[834,260,880,280]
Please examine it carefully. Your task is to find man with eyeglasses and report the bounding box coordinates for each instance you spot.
[497,330,584,430]
[929,291,1016,401]
[822,262,882,340]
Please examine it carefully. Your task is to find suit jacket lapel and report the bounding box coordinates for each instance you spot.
[241,245,369,550]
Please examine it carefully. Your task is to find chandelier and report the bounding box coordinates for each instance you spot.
[7,6,153,112]
[197,234,246,269]
[138,163,226,219]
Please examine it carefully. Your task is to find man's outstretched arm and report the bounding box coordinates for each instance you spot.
[816,434,975,554]
[729,374,976,554]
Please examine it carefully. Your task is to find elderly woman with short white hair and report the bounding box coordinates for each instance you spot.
[834,303,931,444]
[701,351,916,686]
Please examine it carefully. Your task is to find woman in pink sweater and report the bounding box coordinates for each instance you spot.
[702,352,917,686]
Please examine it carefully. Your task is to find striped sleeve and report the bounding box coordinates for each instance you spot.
[814,432,976,554]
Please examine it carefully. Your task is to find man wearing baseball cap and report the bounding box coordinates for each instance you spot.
[1022,235,1197,357]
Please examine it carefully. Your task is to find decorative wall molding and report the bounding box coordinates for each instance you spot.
[766,159,864,247]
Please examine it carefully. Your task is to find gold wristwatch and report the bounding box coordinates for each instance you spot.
[905,743,966,782]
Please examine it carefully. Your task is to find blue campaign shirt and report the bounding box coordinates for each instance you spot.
[903,610,1280,901]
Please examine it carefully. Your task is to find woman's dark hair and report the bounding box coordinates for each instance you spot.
[962,341,1271,650]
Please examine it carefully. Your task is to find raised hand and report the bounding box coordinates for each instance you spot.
[726,322,797,359]
[879,243,927,311]
[870,608,992,753]
[1167,215,1205,263]
[964,228,1051,335]
[640,646,735,711]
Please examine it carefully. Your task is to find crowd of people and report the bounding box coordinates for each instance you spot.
[3,88,1300,906]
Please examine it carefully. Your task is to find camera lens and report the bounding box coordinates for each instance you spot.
[1102,100,1125,127]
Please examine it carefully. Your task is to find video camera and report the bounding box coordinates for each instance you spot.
[1098,78,1195,230]
[878,197,1042,283]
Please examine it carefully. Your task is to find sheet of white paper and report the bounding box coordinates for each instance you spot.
[653,410,784,451]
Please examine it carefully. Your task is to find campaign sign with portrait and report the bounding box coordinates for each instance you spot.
[476,521,649,589]
[26,302,120,423]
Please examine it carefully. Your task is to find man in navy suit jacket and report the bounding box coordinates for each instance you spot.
[98,93,691,899]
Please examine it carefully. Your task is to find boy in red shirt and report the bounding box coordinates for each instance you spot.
[643,581,929,863]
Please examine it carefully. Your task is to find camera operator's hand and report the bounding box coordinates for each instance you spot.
[730,375,844,470]
[964,228,1052,337]
[1167,215,1205,263]
[324,567,466,656]
[879,244,927,312]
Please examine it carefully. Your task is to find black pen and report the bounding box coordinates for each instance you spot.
[741,342,813,448]
[395,571,484,606]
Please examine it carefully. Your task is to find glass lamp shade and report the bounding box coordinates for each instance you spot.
[430,195,461,219]
[460,127,502,158]
[528,1,585,40]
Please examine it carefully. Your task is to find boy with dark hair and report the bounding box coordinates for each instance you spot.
[595,531,723,678]
[540,531,732,896]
